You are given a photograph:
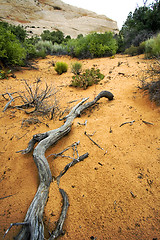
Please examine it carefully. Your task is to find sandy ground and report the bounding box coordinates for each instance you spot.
[0,54,159,240]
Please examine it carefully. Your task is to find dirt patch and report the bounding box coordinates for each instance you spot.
[0,54,159,239]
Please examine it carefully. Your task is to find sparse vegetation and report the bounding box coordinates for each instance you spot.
[71,67,104,89]
[2,79,59,116]
[139,58,160,105]
[71,62,82,75]
[55,61,68,75]
[0,69,11,79]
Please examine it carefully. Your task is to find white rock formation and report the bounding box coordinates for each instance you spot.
[0,0,119,38]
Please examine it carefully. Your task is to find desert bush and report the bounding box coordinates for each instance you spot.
[52,43,68,55]
[124,45,138,56]
[71,67,104,89]
[71,62,82,75]
[145,33,160,58]
[35,40,54,55]
[23,41,38,59]
[141,79,160,105]
[55,62,68,75]
[137,41,146,55]
[2,79,59,116]
[0,21,27,43]
[139,58,160,105]
[0,26,26,66]
[66,32,118,59]
[41,30,65,44]
[0,69,11,79]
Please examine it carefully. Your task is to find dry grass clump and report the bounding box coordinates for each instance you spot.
[139,59,160,105]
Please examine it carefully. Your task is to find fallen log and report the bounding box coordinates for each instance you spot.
[5,90,114,240]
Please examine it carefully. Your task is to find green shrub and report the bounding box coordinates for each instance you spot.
[66,32,118,59]
[23,41,38,59]
[124,45,138,56]
[52,43,68,55]
[0,26,26,66]
[145,33,160,58]
[71,67,104,89]
[71,62,82,75]
[55,62,68,75]
[137,41,146,54]
[0,21,27,43]
[41,30,65,44]
[0,69,11,79]
[35,40,54,55]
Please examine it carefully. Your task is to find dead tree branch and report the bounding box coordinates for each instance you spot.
[48,189,69,240]
[6,90,114,240]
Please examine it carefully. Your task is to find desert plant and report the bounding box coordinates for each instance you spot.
[71,67,104,89]
[41,30,65,44]
[2,79,59,116]
[139,58,160,105]
[0,69,11,79]
[71,62,82,75]
[145,33,160,58]
[140,79,160,105]
[124,45,138,56]
[0,26,26,66]
[35,40,54,55]
[55,62,68,75]
[66,32,118,59]
[52,43,68,55]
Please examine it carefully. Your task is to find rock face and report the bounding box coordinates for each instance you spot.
[0,0,119,38]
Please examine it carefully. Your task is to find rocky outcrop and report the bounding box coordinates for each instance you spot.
[0,0,119,38]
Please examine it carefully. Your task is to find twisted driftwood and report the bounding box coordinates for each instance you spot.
[7,90,113,240]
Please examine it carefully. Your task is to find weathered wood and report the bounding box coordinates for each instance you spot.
[49,189,69,240]
[11,90,114,240]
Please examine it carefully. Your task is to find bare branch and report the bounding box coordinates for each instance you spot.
[3,222,29,239]
[119,120,135,127]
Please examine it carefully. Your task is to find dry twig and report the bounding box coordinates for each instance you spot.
[119,120,135,127]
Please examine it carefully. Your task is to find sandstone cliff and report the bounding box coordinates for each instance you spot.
[0,0,119,38]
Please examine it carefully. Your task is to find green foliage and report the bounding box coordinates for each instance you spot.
[66,32,118,59]
[145,33,160,58]
[120,1,160,50]
[0,69,11,79]
[55,62,68,75]
[124,45,138,56]
[35,40,54,55]
[71,67,104,89]
[41,30,65,44]
[0,21,27,42]
[0,26,26,65]
[52,43,68,55]
[124,41,146,56]
[23,41,38,59]
[71,62,82,75]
